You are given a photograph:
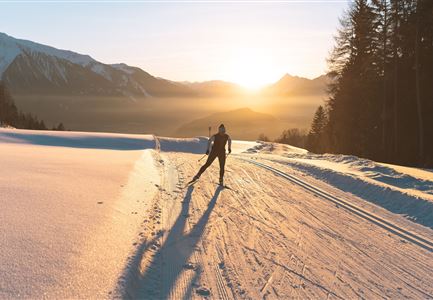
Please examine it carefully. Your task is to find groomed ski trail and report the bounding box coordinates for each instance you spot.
[242,158,433,253]
[122,152,433,299]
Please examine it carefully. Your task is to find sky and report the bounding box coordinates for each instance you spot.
[0,1,349,88]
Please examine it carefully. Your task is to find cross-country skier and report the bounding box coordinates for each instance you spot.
[192,124,232,185]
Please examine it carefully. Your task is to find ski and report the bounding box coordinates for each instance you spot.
[213,182,233,190]
[183,178,199,189]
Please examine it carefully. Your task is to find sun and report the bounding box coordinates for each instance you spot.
[227,49,277,90]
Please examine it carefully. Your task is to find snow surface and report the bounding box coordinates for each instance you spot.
[1,129,432,298]
[250,143,433,229]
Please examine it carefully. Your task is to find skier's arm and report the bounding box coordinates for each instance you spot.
[206,135,215,154]
[227,136,232,153]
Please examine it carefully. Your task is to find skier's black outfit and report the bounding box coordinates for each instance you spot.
[196,133,229,180]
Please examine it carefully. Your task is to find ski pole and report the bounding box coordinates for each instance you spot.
[198,154,207,162]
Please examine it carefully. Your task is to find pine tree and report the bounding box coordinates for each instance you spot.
[276,128,307,149]
[326,0,381,157]
[0,81,50,130]
[307,106,327,153]
[321,0,433,166]
[372,0,392,155]
[56,123,65,131]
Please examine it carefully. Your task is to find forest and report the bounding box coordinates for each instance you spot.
[0,82,64,130]
[307,0,433,167]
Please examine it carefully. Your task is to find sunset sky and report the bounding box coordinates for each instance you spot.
[0,1,349,88]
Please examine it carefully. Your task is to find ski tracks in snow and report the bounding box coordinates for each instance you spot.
[121,152,433,299]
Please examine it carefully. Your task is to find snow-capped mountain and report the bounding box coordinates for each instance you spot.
[0,32,195,97]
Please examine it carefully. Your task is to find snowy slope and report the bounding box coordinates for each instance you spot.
[0,32,94,75]
[250,143,433,229]
[1,129,432,299]
[0,32,195,97]
[0,129,159,298]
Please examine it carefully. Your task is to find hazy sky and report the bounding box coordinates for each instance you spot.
[0,1,349,88]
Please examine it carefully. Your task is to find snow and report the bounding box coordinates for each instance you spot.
[0,121,14,129]
[157,136,208,154]
[231,140,262,154]
[1,128,432,298]
[156,136,260,155]
[90,63,113,81]
[111,63,136,75]
[0,32,129,84]
[0,33,154,98]
[252,145,433,229]
[0,129,159,298]
[0,32,95,76]
[0,129,155,150]
[0,33,22,75]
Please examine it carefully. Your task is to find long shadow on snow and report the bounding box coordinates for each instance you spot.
[0,132,155,150]
[122,185,222,299]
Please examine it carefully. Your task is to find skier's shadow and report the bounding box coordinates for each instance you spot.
[126,185,223,299]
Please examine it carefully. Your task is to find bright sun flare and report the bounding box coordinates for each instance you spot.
[227,49,278,90]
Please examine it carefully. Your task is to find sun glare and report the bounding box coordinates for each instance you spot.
[227,49,278,91]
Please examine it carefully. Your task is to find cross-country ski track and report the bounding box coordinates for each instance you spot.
[242,157,433,253]
[1,129,432,299]
[120,152,433,299]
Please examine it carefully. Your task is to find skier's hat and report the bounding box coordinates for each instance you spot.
[218,124,226,133]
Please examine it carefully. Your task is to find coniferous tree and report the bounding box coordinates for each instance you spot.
[275,128,307,149]
[311,0,433,167]
[327,0,381,157]
[56,123,65,131]
[0,81,52,130]
[307,106,327,153]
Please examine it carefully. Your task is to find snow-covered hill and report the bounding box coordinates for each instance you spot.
[1,128,432,298]
[0,32,195,98]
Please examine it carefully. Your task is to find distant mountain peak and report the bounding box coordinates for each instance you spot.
[281,73,299,79]
[264,73,328,96]
[1,32,327,99]
[0,32,196,98]
[0,32,96,75]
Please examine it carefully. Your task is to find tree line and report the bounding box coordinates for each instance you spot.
[0,82,65,131]
[307,0,433,167]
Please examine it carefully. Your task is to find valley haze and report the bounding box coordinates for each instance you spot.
[0,32,327,139]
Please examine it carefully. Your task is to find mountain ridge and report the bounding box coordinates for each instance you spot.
[0,32,196,98]
[0,32,328,98]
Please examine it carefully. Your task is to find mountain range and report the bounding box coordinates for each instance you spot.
[0,32,329,137]
[0,32,194,98]
[0,32,328,99]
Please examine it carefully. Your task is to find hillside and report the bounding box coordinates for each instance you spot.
[0,32,328,135]
[175,107,287,140]
[0,33,328,101]
[0,32,195,98]
[263,73,329,96]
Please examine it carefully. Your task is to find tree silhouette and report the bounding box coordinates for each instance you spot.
[310,0,433,167]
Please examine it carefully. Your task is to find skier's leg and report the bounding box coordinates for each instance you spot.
[218,152,226,184]
[195,152,217,178]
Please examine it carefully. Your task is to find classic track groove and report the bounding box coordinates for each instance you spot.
[243,158,433,253]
